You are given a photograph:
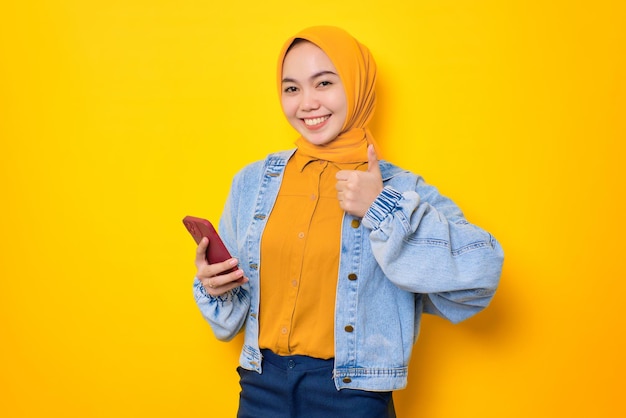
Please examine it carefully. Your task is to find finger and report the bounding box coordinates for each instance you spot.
[206,267,245,289]
[195,237,209,265]
[218,257,240,274]
[335,170,350,181]
[204,275,249,297]
[197,257,239,282]
[367,144,381,175]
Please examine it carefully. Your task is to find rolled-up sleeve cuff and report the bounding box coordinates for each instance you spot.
[194,277,238,304]
[363,186,404,229]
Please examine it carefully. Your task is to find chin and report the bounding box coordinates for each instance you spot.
[300,129,340,146]
[303,136,335,146]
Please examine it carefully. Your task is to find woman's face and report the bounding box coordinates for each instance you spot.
[280,41,347,146]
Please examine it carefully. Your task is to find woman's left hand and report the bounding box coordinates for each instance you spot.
[335,144,383,218]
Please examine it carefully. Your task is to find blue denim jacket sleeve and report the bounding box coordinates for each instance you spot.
[192,168,252,342]
[362,169,504,324]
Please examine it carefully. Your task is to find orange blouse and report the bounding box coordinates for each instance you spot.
[258,149,366,359]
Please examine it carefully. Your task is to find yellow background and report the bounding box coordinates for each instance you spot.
[1,1,624,417]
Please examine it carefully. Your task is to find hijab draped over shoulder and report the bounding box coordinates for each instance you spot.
[277,26,380,162]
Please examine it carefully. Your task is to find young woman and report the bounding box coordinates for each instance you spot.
[192,26,504,418]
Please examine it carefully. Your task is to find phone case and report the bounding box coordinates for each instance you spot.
[182,216,235,272]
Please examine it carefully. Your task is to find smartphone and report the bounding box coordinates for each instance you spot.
[182,215,236,272]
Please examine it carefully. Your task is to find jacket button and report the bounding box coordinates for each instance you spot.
[342,377,352,383]
[344,325,354,332]
[351,219,360,228]
[348,273,357,281]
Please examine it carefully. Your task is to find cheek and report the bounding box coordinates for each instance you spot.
[280,97,298,117]
[330,91,348,115]
[331,95,348,125]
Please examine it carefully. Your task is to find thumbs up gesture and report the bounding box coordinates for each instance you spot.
[335,144,383,218]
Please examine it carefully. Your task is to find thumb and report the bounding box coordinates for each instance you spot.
[367,144,381,174]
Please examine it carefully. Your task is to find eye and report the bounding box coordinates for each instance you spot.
[283,85,298,93]
[317,80,332,88]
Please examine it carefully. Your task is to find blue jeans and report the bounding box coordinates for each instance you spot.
[237,350,396,418]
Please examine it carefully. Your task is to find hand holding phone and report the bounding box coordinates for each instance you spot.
[183,216,236,273]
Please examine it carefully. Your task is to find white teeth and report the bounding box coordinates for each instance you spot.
[304,116,329,126]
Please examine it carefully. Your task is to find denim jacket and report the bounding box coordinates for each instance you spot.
[193,149,504,391]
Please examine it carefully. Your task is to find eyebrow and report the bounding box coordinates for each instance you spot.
[281,70,339,84]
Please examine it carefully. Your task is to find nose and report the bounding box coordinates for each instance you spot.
[300,89,320,111]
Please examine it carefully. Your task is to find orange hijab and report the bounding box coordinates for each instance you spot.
[277,26,381,163]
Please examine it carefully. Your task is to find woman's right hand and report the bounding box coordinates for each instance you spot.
[195,237,248,297]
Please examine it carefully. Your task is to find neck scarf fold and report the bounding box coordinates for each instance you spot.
[277,26,380,163]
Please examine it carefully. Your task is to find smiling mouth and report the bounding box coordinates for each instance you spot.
[303,115,330,127]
